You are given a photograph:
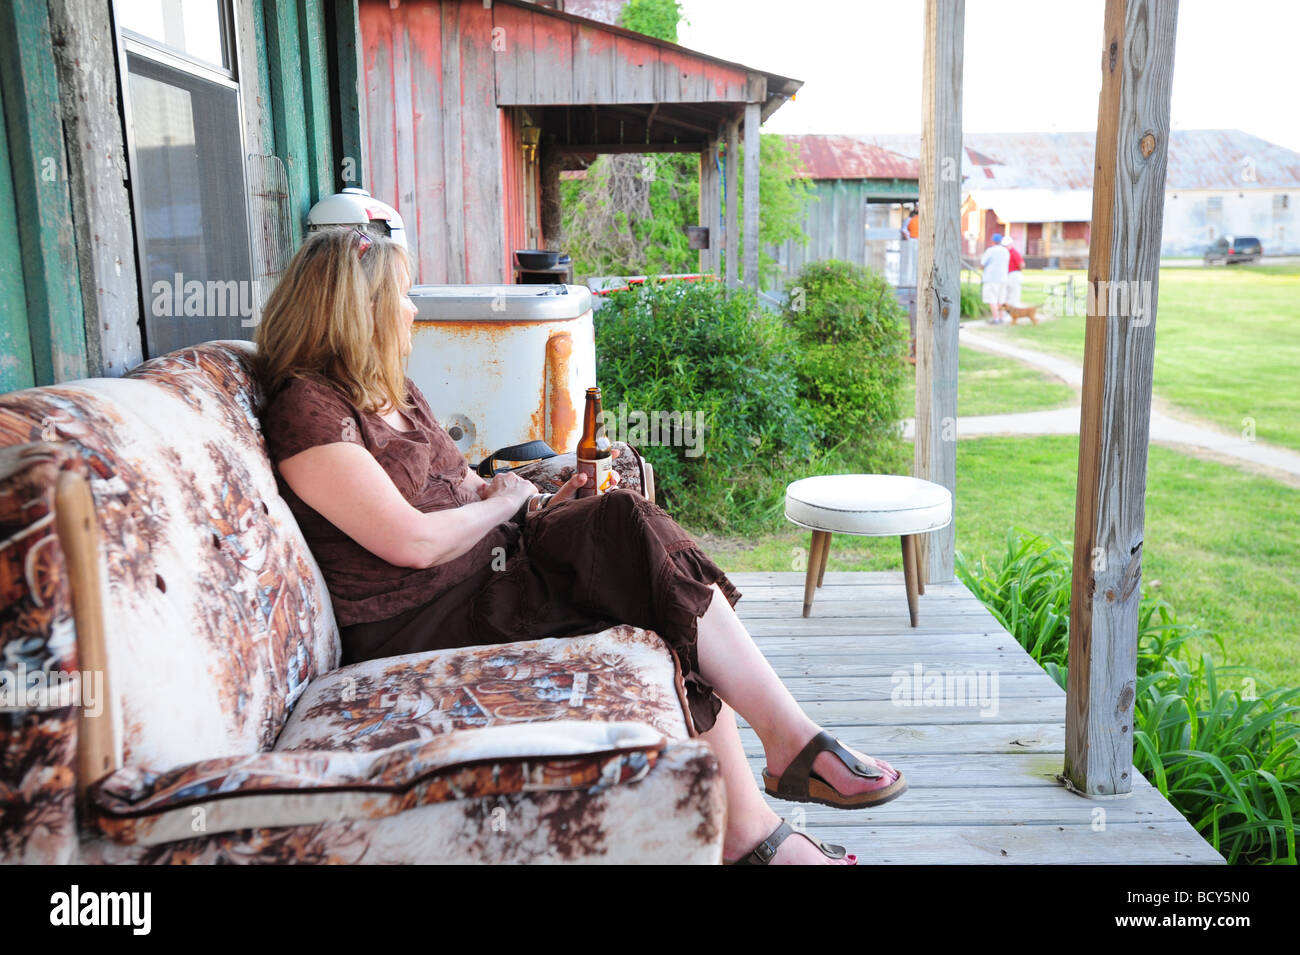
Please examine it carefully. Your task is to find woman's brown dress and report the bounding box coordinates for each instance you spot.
[260,375,741,734]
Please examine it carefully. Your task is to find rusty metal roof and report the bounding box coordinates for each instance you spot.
[852,130,1300,190]
[786,135,920,180]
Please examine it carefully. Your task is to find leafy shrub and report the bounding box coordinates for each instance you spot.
[957,528,1300,865]
[960,282,984,318]
[782,260,909,462]
[594,280,817,529]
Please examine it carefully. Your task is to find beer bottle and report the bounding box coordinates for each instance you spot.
[576,386,612,498]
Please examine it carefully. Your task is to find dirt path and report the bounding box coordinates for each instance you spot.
[902,326,1300,487]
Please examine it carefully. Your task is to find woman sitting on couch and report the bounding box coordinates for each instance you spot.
[253,229,907,865]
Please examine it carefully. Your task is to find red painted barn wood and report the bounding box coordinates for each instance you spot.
[358,0,798,284]
[1066,0,1178,797]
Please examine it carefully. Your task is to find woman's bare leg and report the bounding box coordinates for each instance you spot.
[698,701,853,864]
[694,583,901,812]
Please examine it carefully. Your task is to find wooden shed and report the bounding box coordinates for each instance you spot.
[358,0,802,286]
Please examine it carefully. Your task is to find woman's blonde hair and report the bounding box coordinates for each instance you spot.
[254,228,416,414]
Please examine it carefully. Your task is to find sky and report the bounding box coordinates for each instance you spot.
[677,0,1300,153]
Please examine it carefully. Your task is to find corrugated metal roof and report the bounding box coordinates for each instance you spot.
[854,130,1300,190]
[787,135,920,180]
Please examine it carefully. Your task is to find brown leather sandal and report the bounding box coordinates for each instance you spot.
[763,730,908,809]
[726,818,856,865]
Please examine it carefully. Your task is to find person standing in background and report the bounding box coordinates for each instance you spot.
[1002,234,1024,321]
[980,232,1010,323]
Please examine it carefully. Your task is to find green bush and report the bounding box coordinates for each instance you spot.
[782,260,910,461]
[594,280,817,530]
[960,282,984,318]
[957,529,1300,865]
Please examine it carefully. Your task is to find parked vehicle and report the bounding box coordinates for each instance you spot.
[1204,235,1263,265]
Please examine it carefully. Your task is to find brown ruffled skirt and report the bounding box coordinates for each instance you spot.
[338,488,741,734]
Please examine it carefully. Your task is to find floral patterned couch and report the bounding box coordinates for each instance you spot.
[0,341,724,864]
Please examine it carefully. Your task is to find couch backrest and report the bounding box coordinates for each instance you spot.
[0,342,340,792]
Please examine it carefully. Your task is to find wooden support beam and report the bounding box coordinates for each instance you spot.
[698,139,721,275]
[914,0,963,585]
[725,116,740,288]
[1065,0,1178,797]
[263,0,310,244]
[742,102,761,290]
[297,0,335,204]
[551,142,706,154]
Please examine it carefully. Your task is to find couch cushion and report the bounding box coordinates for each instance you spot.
[87,720,667,846]
[274,625,694,752]
[0,341,339,771]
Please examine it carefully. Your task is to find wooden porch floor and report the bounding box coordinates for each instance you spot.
[728,570,1225,864]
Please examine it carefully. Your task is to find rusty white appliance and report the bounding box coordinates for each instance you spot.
[405,284,597,466]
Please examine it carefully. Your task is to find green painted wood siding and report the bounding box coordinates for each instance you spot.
[0,0,86,386]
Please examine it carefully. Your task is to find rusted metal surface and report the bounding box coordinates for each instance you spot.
[787,135,920,181]
[405,286,595,463]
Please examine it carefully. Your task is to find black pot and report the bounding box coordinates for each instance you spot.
[515,249,561,270]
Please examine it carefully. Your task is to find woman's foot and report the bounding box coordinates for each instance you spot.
[765,724,902,800]
[724,809,856,865]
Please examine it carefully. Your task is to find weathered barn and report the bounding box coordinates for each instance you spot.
[358,0,801,286]
[769,135,919,288]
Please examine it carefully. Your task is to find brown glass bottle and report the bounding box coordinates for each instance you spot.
[576,386,612,498]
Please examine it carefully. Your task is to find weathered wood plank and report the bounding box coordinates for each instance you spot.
[737,752,1070,788]
[742,100,760,289]
[570,21,618,104]
[724,115,739,287]
[46,0,143,378]
[457,0,505,283]
[734,653,1051,676]
[263,0,311,245]
[1066,0,1178,797]
[613,35,656,102]
[530,13,572,105]
[914,0,963,584]
[794,822,1222,864]
[330,0,366,190]
[0,0,87,384]
[437,0,467,282]
[297,0,335,203]
[404,0,444,282]
[778,672,1063,701]
[751,784,1188,827]
[738,598,999,621]
[0,73,35,391]
[491,0,532,106]
[737,697,1065,726]
[738,721,1065,755]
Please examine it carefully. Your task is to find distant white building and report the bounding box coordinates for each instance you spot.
[857,130,1300,262]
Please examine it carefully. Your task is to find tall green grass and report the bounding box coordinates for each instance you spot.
[956,529,1300,865]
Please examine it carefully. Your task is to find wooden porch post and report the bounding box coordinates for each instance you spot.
[1065,0,1178,797]
[914,0,963,585]
[742,96,762,289]
[698,138,721,275]
[725,116,740,288]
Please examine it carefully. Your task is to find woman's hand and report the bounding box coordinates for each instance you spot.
[532,448,622,515]
[478,470,537,511]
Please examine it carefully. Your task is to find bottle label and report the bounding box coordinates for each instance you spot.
[577,455,613,496]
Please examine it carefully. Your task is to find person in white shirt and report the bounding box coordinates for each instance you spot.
[980,233,1011,323]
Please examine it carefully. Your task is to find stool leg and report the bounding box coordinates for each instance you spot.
[901,534,920,628]
[817,531,831,588]
[914,537,925,596]
[803,531,828,617]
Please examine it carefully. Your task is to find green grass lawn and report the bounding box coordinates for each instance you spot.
[977,265,1300,451]
[694,434,1300,692]
[901,344,1077,417]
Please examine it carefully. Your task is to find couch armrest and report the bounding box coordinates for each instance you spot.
[87,721,669,846]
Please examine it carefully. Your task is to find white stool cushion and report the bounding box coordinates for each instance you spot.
[785,474,953,536]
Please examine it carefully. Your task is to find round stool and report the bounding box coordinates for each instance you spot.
[785,474,953,626]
